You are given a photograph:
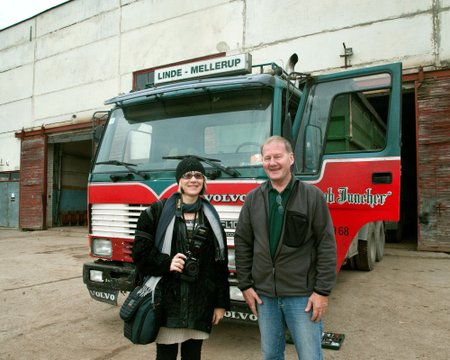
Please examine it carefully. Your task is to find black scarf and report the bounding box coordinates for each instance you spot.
[181,197,202,213]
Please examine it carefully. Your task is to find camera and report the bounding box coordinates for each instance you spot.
[181,225,208,282]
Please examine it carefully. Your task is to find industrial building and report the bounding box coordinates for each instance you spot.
[0,0,449,252]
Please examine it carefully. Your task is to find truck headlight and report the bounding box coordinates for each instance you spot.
[89,270,104,283]
[92,238,112,257]
[230,285,244,301]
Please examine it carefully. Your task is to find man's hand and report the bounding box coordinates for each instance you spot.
[305,292,328,322]
[242,288,262,316]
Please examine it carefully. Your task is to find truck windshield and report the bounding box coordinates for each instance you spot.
[94,88,272,173]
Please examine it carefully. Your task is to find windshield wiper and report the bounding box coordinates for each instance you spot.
[96,160,149,180]
[162,155,240,177]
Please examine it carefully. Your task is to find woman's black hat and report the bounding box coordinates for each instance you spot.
[175,157,205,183]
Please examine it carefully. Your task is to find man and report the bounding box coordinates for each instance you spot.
[234,136,337,360]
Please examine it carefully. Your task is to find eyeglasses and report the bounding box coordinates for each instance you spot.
[276,194,284,215]
[182,172,204,180]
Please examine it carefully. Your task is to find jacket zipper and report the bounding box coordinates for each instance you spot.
[273,267,277,296]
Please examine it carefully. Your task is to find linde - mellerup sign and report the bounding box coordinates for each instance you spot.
[154,54,252,85]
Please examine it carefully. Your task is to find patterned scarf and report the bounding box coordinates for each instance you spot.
[154,192,225,261]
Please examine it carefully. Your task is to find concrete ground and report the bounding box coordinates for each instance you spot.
[0,227,449,360]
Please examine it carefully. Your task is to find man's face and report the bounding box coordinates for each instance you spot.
[262,140,294,184]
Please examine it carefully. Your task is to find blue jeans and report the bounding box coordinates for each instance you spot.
[257,295,323,360]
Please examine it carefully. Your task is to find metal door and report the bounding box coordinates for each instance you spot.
[0,181,19,227]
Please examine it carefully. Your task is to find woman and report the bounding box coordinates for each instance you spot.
[132,157,230,360]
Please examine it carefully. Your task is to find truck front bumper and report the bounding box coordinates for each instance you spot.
[82,260,137,305]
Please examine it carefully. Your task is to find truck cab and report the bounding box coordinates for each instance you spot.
[83,54,402,321]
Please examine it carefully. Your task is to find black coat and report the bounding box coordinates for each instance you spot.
[132,200,230,334]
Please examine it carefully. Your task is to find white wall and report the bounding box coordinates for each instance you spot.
[0,0,449,172]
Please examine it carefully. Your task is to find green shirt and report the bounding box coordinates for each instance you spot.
[268,181,292,258]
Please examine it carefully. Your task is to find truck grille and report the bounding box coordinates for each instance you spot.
[215,205,241,273]
[89,203,241,266]
[90,204,147,239]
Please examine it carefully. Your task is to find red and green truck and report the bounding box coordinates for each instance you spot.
[83,53,402,322]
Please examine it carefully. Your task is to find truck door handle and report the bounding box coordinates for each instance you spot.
[372,172,392,184]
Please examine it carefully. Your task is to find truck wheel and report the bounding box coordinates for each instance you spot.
[375,221,385,262]
[341,257,357,270]
[355,223,377,271]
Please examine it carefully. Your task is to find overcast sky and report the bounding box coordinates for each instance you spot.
[0,0,68,30]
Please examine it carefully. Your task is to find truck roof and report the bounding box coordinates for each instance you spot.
[105,72,283,106]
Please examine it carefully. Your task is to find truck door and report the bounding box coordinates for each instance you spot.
[292,63,402,268]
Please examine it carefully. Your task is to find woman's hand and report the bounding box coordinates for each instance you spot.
[212,308,226,325]
[170,253,186,273]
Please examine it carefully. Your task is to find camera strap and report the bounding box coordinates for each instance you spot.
[181,210,206,252]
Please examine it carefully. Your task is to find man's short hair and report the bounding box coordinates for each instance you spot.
[260,136,293,154]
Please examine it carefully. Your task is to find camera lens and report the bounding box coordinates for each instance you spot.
[185,259,199,276]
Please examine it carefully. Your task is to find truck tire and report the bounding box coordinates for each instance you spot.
[375,221,385,262]
[355,223,377,271]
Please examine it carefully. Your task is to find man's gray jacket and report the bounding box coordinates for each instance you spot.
[234,178,337,297]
